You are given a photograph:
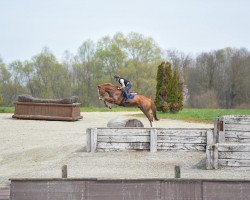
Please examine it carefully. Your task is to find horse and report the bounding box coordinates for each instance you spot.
[98,83,159,127]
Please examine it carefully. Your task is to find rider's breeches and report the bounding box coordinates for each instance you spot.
[123,83,132,98]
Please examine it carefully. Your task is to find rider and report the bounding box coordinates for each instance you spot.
[114,75,132,102]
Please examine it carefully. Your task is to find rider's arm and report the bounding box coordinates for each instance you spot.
[118,79,125,89]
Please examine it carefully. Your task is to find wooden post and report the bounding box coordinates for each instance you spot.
[218,117,225,143]
[86,128,91,152]
[213,118,219,143]
[213,144,219,169]
[150,129,157,153]
[206,145,213,169]
[90,128,97,153]
[62,165,67,178]
[86,128,97,152]
[206,129,214,145]
[174,165,180,178]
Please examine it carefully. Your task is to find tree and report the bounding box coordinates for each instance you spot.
[155,61,183,112]
[28,48,72,98]
[95,34,127,78]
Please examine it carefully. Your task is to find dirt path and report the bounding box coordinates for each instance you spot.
[0,112,249,186]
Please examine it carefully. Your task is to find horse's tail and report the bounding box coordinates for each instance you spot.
[151,100,159,121]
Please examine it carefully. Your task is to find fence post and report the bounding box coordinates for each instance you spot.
[218,117,225,143]
[62,165,67,178]
[206,145,214,169]
[213,144,219,169]
[150,129,157,153]
[175,165,181,178]
[206,129,214,145]
[86,128,91,152]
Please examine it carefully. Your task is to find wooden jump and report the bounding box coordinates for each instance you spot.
[12,102,82,121]
[86,128,213,152]
[206,115,250,169]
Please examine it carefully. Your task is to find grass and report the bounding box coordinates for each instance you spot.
[1,106,250,123]
[0,107,14,113]
[153,108,250,123]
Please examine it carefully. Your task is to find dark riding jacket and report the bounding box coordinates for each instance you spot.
[118,77,130,86]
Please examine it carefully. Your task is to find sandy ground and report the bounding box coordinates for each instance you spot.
[0,112,249,186]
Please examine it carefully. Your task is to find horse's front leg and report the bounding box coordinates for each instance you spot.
[102,97,115,109]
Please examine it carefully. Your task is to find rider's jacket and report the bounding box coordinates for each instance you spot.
[118,78,130,86]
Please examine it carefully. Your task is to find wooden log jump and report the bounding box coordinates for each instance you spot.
[107,118,144,127]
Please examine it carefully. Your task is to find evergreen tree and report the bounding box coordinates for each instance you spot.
[155,61,183,113]
[155,62,165,110]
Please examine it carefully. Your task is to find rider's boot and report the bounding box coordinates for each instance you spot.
[120,97,127,105]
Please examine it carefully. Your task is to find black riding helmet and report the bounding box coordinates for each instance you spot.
[114,74,120,79]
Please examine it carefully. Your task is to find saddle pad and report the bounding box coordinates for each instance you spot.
[128,93,137,99]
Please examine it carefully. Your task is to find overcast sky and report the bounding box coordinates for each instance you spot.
[0,0,249,63]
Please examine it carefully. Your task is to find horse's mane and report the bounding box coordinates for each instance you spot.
[100,83,116,88]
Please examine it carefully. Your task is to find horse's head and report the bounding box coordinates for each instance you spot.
[97,84,106,98]
[97,83,117,98]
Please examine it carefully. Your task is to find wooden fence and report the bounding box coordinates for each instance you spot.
[86,128,213,152]
[10,178,250,200]
[207,143,250,169]
[0,185,9,200]
[214,115,250,143]
[206,115,250,169]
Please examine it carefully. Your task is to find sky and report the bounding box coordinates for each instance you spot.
[0,0,249,63]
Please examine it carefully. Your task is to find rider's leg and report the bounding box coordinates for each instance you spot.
[124,83,132,99]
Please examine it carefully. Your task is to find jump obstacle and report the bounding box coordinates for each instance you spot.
[12,95,82,121]
[86,128,211,153]
[86,115,250,170]
[206,116,250,169]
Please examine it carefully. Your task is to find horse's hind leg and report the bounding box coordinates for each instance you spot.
[139,107,154,127]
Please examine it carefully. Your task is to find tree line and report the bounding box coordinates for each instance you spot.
[0,32,249,108]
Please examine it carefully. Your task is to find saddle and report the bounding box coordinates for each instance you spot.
[120,92,137,106]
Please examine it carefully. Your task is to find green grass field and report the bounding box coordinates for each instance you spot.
[1,106,249,123]
[151,108,250,123]
[0,107,14,113]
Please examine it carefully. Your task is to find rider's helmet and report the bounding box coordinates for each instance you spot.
[114,74,120,79]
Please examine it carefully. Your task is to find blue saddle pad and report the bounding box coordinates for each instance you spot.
[128,93,136,99]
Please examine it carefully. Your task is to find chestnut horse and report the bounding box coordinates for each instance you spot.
[98,83,159,127]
